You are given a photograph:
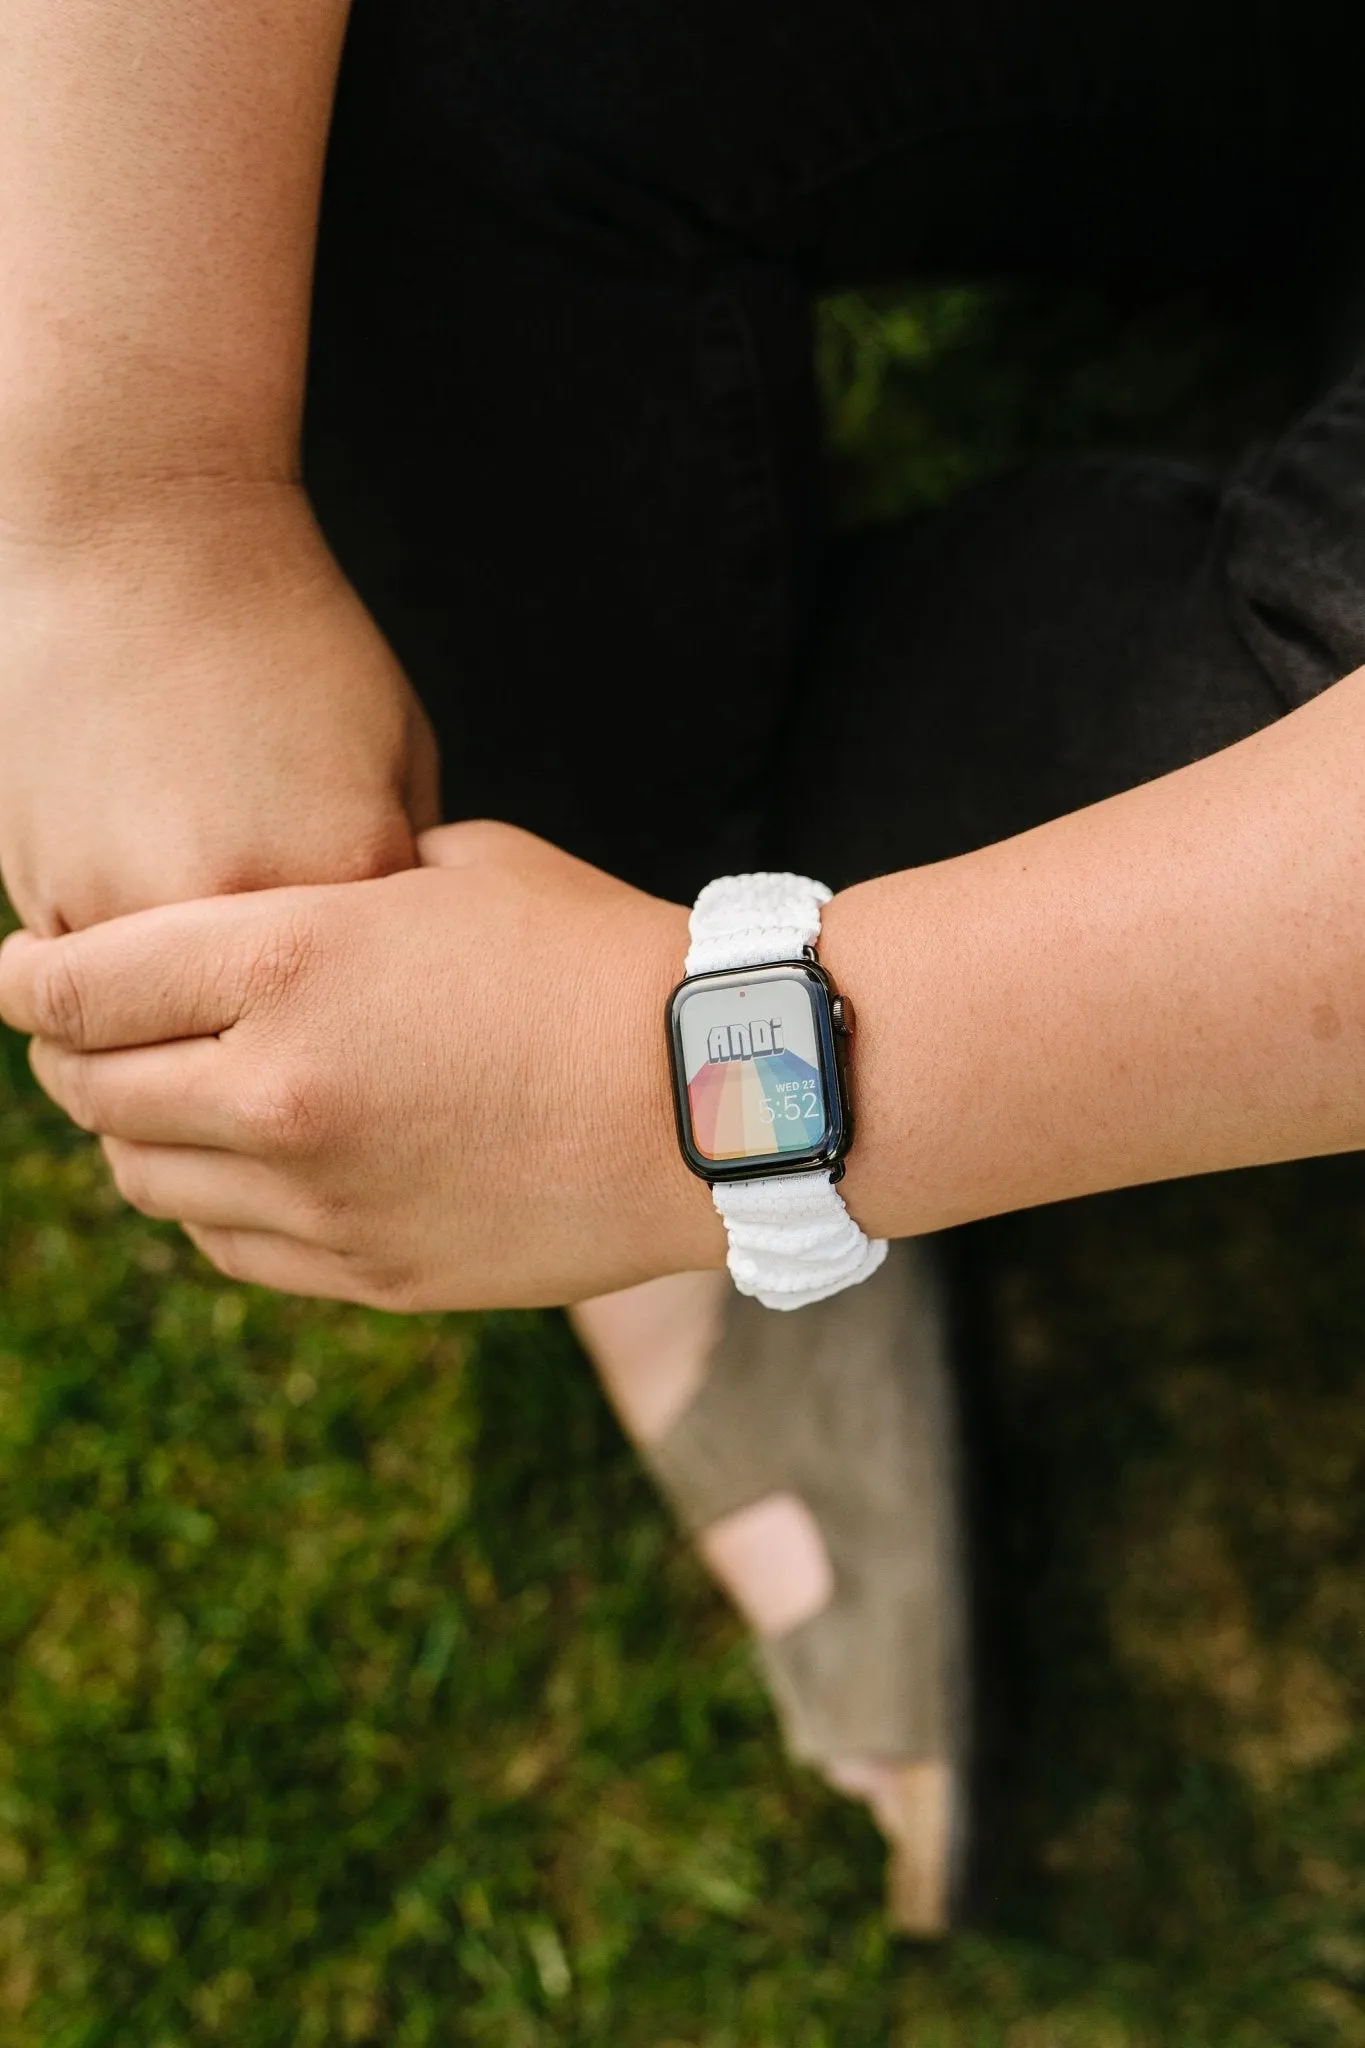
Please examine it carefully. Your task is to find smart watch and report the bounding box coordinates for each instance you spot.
[666,872,888,1311]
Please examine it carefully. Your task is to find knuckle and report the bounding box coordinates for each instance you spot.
[238,1067,329,1155]
[371,1277,423,1315]
[353,1251,423,1315]
[306,1184,354,1246]
[243,907,319,1014]
[32,947,90,1049]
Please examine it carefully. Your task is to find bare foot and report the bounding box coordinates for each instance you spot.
[571,1272,834,1636]
[570,1270,956,1936]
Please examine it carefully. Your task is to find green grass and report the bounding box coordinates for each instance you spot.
[5,288,1365,2043]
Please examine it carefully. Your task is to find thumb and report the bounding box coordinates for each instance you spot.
[415,824,472,870]
[416,819,546,871]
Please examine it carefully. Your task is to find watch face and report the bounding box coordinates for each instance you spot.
[668,964,843,1178]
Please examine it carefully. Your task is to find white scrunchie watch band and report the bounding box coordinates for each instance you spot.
[686,872,888,1313]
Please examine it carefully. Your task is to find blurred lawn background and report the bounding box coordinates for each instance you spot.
[6,285,1365,2045]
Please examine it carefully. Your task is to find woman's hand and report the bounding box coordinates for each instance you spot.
[0,823,722,1309]
[0,483,438,935]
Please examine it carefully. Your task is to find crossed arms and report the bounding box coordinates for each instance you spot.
[3,2,1365,1312]
[5,678,1365,1309]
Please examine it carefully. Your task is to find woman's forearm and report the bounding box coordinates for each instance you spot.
[0,0,349,515]
[826,665,1365,1237]
[6,671,1365,1307]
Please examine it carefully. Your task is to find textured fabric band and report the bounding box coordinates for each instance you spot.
[686,871,889,1313]
[685,871,832,976]
[712,1174,888,1311]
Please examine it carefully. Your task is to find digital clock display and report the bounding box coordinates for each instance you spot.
[673,969,830,1164]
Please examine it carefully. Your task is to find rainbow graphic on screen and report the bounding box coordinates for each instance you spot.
[678,978,829,1163]
[687,1045,826,1160]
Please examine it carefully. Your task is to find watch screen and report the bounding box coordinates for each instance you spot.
[675,970,830,1164]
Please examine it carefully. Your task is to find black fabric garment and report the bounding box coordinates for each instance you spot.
[305,0,1365,902]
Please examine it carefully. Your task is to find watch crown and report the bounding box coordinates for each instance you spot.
[831,995,855,1037]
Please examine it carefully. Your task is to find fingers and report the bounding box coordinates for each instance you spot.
[0,931,48,1031]
[101,1137,324,1237]
[31,1038,238,1147]
[415,818,541,870]
[29,1032,335,1165]
[0,890,316,1050]
[182,1224,376,1305]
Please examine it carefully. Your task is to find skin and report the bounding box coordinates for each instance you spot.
[0,0,434,935]
[8,3,1363,1303]
[4,663,1365,1307]
[4,0,1361,1889]
[827,662,1365,1240]
[0,824,720,1307]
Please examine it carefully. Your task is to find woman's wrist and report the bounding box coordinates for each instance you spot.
[818,874,933,1244]
[613,894,728,1280]
[819,670,1365,1251]
[0,473,324,610]
[0,423,305,554]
